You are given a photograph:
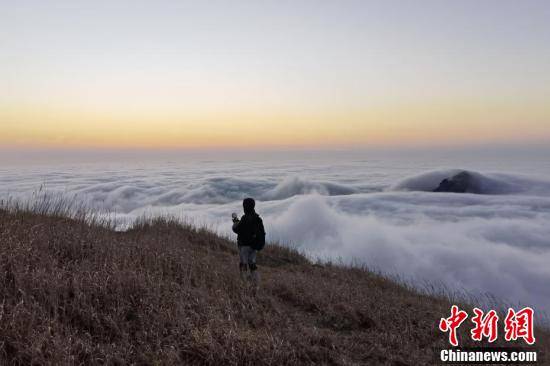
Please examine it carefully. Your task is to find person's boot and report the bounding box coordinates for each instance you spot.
[250,270,260,287]
[239,263,249,281]
[249,264,260,291]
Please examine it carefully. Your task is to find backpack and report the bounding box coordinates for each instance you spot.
[251,215,266,251]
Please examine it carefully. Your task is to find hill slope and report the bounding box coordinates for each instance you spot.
[0,209,547,365]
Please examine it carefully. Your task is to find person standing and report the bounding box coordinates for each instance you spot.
[232,198,265,285]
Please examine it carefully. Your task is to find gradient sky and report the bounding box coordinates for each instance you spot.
[2,0,550,150]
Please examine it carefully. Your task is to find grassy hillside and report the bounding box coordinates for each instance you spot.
[0,208,547,365]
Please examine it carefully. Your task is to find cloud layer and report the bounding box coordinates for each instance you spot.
[267,193,550,315]
[2,162,550,317]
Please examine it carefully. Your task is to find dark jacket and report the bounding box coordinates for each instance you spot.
[232,212,265,247]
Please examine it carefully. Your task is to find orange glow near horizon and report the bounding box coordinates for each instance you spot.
[2,98,549,150]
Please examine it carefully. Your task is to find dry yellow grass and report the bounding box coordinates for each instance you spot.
[0,209,548,365]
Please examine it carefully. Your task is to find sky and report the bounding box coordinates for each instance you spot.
[1,0,550,150]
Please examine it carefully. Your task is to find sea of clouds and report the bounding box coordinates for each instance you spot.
[1,152,550,318]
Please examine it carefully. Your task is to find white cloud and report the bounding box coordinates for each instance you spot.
[267,193,550,315]
[2,165,550,317]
